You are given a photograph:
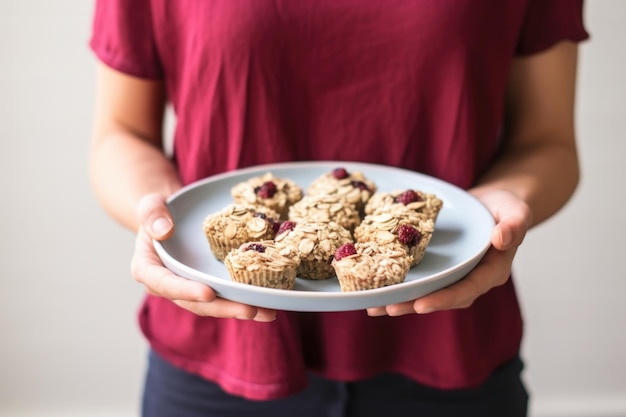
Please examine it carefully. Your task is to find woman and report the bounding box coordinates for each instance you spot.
[89,1,588,416]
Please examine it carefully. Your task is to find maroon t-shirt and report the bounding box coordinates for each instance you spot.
[90,0,588,400]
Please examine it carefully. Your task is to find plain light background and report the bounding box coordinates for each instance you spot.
[1,1,624,416]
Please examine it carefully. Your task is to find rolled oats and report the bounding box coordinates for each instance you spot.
[307,169,377,212]
[231,172,303,219]
[289,195,361,233]
[275,221,353,280]
[331,241,413,291]
[204,169,442,291]
[355,212,435,266]
[365,189,443,221]
[202,204,279,261]
[224,241,300,290]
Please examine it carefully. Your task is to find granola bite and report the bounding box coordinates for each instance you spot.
[306,167,377,212]
[331,242,413,292]
[288,195,362,233]
[354,212,435,266]
[274,221,353,280]
[231,172,303,219]
[224,241,300,290]
[364,189,443,221]
[202,204,280,261]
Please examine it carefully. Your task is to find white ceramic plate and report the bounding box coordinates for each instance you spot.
[154,161,494,312]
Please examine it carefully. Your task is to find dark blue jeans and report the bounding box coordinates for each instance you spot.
[142,350,528,417]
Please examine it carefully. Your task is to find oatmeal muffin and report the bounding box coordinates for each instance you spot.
[331,241,413,292]
[231,172,303,219]
[365,189,443,221]
[224,241,300,290]
[202,204,280,261]
[354,212,435,266]
[306,167,377,213]
[288,195,361,233]
[274,221,353,280]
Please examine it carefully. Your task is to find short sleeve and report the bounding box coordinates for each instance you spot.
[89,0,163,79]
[516,0,589,56]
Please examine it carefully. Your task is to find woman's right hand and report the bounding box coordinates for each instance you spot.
[131,193,277,321]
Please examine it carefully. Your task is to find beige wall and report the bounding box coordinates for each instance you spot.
[1,1,624,416]
[515,2,626,415]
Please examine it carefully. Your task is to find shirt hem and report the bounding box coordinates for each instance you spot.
[148,343,310,401]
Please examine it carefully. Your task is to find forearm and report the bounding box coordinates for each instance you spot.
[472,137,579,228]
[90,130,181,232]
[472,42,581,229]
[89,64,180,232]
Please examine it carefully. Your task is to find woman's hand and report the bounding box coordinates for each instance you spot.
[366,189,532,316]
[131,193,277,322]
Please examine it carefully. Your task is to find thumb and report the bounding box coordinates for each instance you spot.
[136,193,175,240]
[490,199,532,251]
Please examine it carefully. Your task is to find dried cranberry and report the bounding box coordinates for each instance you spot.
[397,224,421,247]
[394,190,422,205]
[334,243,357,261]
[351,180,369,191]
[244,243,266,253]
[255,181,278,199]
[276,221,296,235]
[332,167,349,179]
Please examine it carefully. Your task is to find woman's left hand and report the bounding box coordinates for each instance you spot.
[366,189,533,316]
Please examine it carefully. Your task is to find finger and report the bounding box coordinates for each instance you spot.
[131,229,215,302]
[136,262,216,302]
[368,299,433,317]
[492,209,531,251]
[136,193,174,240]
[384,301,416,316]
[366,306,388,317]
[480,193,532,251]
[412,247,516,313]
[254,307,278,322]
[175,299,277,322]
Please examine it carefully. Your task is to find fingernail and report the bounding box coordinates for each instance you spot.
[152,217,172,237]
[254,316,277,323]
[367,308,387,317]
[253,311,277,322]
[417,306,435,314]
[499,228,512,248]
